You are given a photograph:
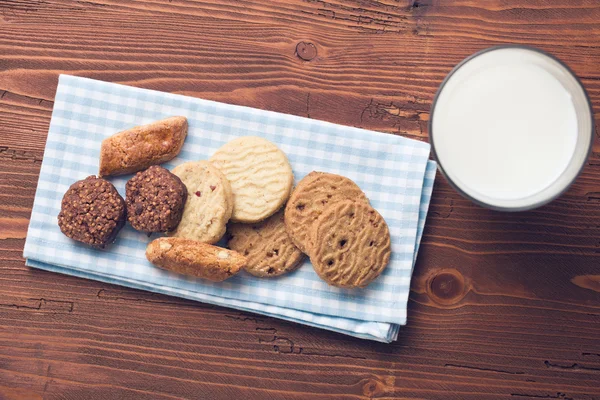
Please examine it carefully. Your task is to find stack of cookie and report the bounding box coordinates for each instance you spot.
[57,117,391,289]
[284,172,391,288]
[58,117,189,248]
[160,136,305,280]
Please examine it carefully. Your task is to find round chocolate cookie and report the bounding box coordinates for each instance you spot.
[58,175,126,248]
[125,166,187,233]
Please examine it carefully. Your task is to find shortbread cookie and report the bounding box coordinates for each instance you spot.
[169,161,233,244]
[99,116,187,177]
[309,200,391,288]
[209,136,293,223]
[227,210,304,278]
[58,176,126,248]
[284,172,369,254]
[146,237,246,281]
[126,166,187,233]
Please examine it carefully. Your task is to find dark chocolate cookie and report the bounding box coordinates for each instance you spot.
[58,175,126,248]
[126,165,187,233]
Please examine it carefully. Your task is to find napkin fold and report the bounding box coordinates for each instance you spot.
[24,75,436,342]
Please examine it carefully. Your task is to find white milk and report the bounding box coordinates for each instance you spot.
[431,47,592,210]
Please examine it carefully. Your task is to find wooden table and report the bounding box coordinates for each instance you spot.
[1,1,599,399]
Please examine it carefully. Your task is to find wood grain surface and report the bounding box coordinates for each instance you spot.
[1,0,600,399]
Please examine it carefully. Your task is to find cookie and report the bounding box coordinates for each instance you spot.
[284,172,369,254]
[209,136,293,223]
[227,210,304,278]
[146,237,246,281]
[309,200,391,288]
[99,116,188,177]
[125,166,187,233]
[169,160,233,244]
[58,176,126,248]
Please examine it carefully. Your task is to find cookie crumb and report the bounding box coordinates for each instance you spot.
[159,241,173,251]
[217,251,229,259]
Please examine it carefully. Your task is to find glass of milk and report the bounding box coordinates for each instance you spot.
[430,46,594,211]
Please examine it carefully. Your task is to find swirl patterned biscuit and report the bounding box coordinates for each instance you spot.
[210,136,293,223]
[284,172,369,254]
[309,200,391,288]
[227,210,304,278]
[169,161,233,244]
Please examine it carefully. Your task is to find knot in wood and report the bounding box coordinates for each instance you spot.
[362,378,385,397]
[428,269,465,305]
[296,41,317,61]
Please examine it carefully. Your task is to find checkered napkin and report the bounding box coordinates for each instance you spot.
[24,75,436,342]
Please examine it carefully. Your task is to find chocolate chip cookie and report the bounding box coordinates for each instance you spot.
[284,172,369,254]
[227,210,304,278]
[309,200,391,288]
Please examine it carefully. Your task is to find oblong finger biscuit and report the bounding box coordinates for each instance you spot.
[169,160,233,244]
[228,210,304,278]
[210,136,293,223]
[284,172,369,254]
[309,200,391,288]
[146,237,245,281]
[99,116,187,177]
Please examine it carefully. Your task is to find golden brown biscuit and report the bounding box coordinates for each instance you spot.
[146,237,246,281]
[227,210,304,278]
[309,200,391,288]
[284,172,369,254]
[99,116,187,177]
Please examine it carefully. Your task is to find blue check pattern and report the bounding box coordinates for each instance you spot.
[24,75,436,342]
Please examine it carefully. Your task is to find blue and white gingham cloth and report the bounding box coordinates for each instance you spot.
[24,75,436,342]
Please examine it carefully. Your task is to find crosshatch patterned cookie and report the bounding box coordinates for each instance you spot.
[284,172,369,254]
[227,210,304,278]
[309,200,391,289]
[146,237,246,282]
[168,160,233,244]
[209,136,294,223]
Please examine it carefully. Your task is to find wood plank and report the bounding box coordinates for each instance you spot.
[1,0,600,398]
